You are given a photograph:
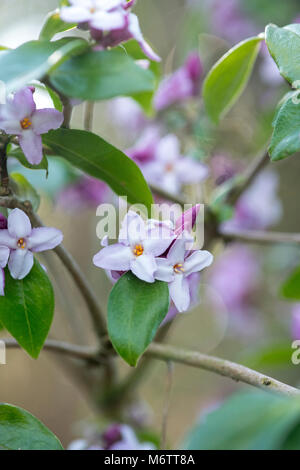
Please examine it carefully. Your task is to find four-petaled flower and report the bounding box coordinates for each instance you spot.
[0,87,63,165]
[155,232,213,312]
[0,208,63,282]
[93,211,174,283]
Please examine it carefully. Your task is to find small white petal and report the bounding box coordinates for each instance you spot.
[60,6,92,23]
[90,11,126,30]
[184,250,214,276]
[0,268,5,296]
[8,249,34,280]
[130,253,156,283]
[169,275,190,312]
[93,243,132,271]
[154,258,174,282]
[0,230,17,249]
[8,208,32,239]
[0,246,10,268]
[167,232,193,265]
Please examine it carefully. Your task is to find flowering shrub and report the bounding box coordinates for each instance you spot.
[0,0,300,452]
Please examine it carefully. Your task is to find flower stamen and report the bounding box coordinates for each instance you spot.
[133,244,144,257]
[173,263,184,274]
[17,238,26,249]
[20,117,32,130]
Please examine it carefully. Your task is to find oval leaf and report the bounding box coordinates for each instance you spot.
[203,36,262,123]
[266,24,300,86]
[43,128,154,213]
[50,48,155,101]
[108,272,169,366]
[0,38,88,93]
[0,260,55,359]
[10,172,41,212]
[281,266,300,300]
[0,404,63,450]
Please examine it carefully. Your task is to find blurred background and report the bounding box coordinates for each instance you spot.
[0,0,300,449]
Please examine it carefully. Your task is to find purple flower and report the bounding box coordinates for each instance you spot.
[210,154,241,185]
[155,232,213,312]
[93,211,174,283]
[162,272,201,323]
[141,134,209,195]
[61,0,160,62]
[222,170,282,232]
[0,208,63,281]
[57,175,109,211]
[127,126,161,164]
[0,88,63,165]
[291,304,300,340]
[154,52,203,111]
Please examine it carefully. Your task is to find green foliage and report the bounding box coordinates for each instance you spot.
[0,38,88,93]
[265,24,300,86]
[50,48,156,102]
[0,261,55,359]
[43,128,154,214]
[39,9,76,41]
[10,173,41,212]
[108,272,169,366]
[269,93,300,161]
[203,36,262,123]
[0,404,63,450]
[281,265,300,300]
[8,145,48,173]
[182,391,300,450]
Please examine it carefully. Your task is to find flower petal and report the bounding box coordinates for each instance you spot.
[167,232,194,265]
[60,6,92,23]
[90,11,126,30]
[155,134,180,163]
[12,88,36,120]
[27,227,63,252]
[93,243,132,271]
[8,249,34,280]
[0,246,10,268]
[19,130,43,165]
[0,230,17,249]
[128,14,161,62]
[176,158,209,184]
[0,116,21,134]
[8,208,32,239]
[130,253,156,283]
[119,211,146,246]
[143,228,174,256]
[0,268,5,296]
[154,258,174,282]
[169,274,190,312]
[184,250,214,276]
[32,109,63,135]
[175,204,201,236]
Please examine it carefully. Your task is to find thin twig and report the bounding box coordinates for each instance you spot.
[220,227,300,246]
[84,102,95,132]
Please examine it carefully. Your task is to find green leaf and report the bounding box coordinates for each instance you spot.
[265,24,300,86]
[39,9,76,41]
[0,38,88,93]
[182,391,300,450]
[0,404,63,450]
[8,145,48,173]
[281,265,300,300]
[269,94,300,161]
[203,36,262,123]
[240,343,294,369]
[108,272,169,366]
[0,260,55,359]
[50,48,156,101]
[10,172,41,212]
[43,128,154,214]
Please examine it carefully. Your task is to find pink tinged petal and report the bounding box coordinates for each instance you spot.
[12,88,36,120]
[154,258,174,282]
[0,230,17,249]
[0,268,4,296]
[128,14,161,62]
[8,208,32,239]
[130,253,156,283]
[31,109,63,135]
[169,275,190,312]
[184,250,214,276]
[0,116,21,134]
[167,232,194,265]
[90,11,126,30]
[125,0,136,9]
[143,229,175,256]
[27,227,63,252]
[93,243,133,271]
[60,6,92,23]
[175,204,201,236]
[8,249,34,280]
[0,246,10,268]
[0,214,7,229]
[118,210,140,245]
[19,130,43,165]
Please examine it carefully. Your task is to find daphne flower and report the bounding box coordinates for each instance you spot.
[155,232,213,312]
[93,211,174,283]
[0,209,63,280]
[141,134,209,195]
[0,88,63,165]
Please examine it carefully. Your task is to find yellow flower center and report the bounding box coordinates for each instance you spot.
[17,238,26,249]
[133,244,144,257]
[20,117,32,130]
[173,263,184,274]
[165,163,174,172]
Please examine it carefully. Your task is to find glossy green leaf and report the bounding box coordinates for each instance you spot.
[50,48,156,101]
[269,94,300,161]
[43,128,154,213]
[182,391,300,450]
[0,260,55,359]
[10,173,41,212]
[108,272,169,366]
[281,265,300,300]
[8,145,48,173]
[39,9,76,41]
[203,36,262,123]
[266,24,300,86]
[0,38,88,93]
[0,404,63,450]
